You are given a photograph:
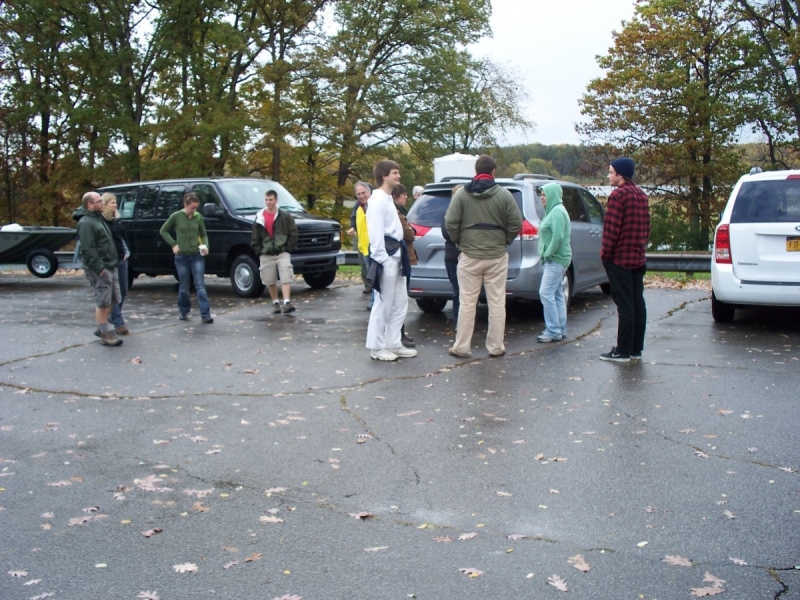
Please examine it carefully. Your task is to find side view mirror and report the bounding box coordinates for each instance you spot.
[203,203,224,218]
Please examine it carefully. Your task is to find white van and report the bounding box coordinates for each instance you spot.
[711,169,800,322]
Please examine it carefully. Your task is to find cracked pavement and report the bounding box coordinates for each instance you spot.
[0,272,798,599]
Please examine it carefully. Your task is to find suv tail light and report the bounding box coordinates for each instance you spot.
[410,223,431,239]
[518,219,539,240]
[714,224,732,264]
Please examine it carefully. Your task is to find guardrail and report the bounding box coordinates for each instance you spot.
[341,251,712,274]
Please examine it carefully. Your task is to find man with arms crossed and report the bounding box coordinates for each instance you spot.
[600,157,651,363]
[365,160,417,361]
[445,155,522,358]
[76,191,123,346]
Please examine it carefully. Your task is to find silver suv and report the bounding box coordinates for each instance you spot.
[406,175,610,313]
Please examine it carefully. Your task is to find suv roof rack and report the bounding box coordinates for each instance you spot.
[438,176,473,182]
[512,173,556,181]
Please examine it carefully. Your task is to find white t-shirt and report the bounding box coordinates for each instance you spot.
[366,189,403,264]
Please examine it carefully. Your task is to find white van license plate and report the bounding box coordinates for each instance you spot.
[336,254,346,265]
[787,237,800,252]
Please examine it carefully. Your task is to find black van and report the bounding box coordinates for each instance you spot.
[97,177,343,297]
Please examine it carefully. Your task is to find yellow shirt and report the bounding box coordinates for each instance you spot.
[356,205,370,256]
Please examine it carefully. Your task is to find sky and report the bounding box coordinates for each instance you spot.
[469,0,639,146]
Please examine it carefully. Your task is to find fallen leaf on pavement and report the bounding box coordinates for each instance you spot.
[244,552,262,563]
[172,563,198,574]
[547,574,568,591]
[568,555,590,572]
[459,568,484,577]
[458,532,477,541]
[141,528,163,537]
[663,555,692,567]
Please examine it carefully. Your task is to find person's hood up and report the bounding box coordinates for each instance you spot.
[465,173,497,197]
[541,182,563,216]
[72,206,89,222]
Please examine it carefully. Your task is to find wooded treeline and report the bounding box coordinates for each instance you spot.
[1,0,798,251]
[0,0,530,225]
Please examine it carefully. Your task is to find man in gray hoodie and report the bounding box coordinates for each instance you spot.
[444,155,522,358]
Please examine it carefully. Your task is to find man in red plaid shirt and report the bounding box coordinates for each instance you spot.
[600,157,650,363]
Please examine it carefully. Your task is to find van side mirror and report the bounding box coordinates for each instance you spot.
[203,203,224,218]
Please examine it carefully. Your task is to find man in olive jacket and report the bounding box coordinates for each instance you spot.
[444,155,522,358]
[75,191,123,346]
[251,189,299,314]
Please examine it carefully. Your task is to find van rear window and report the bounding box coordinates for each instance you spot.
[730,180,800,223]
[407,188,524,227]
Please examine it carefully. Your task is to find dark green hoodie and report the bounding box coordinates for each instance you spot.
[74,206,118,273]
[538,182,572,268]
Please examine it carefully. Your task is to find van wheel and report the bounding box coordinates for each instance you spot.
[711,290,735,323]
[416,298,447,313]
[231,255,265,298]
[26,249,58,278]
[303,270,336,289]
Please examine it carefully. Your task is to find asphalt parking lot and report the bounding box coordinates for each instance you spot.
[0,271,798,600]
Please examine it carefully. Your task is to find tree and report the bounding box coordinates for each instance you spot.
[734,0,800,166]
[579,0,757,249]
[316,0,491,210]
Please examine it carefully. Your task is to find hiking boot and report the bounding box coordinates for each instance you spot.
[100,330,123,347]
[447,347,471,358]
[599,347,630,363]
[283,301,296,314]
[370,349,398,361]
[202,316,214,324]
[273,303,282,314]
[115,325,130,335]
[93,327,101,338]
[388,346,417,358]
[179,314,189,321]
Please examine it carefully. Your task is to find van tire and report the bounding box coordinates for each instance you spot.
[711,290,735,323]
[231,255,265,298]
[303,270,336,289]
[416,298,447,314]
[26,249,58,278]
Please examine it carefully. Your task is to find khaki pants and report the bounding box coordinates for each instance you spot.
[452,253,508,356]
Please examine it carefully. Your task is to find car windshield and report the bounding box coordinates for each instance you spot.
[730,179,800,223]
[216,180,306,215]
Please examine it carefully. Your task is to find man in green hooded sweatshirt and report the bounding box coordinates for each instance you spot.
[536,182,572,343]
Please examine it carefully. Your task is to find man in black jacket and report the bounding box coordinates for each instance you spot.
[250,189,299,314]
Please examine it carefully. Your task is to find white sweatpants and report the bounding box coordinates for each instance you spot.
[365,256,408,351]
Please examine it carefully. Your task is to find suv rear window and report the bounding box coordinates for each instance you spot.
[407,187,524,227]
[730,179,800,223]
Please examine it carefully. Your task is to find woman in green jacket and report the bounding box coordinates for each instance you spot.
[537,182,572,343]
[159,192,213,323]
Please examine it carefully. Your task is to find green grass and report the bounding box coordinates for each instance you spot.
[652,271,710,281]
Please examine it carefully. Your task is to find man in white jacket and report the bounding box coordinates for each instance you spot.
[365,160,418,361]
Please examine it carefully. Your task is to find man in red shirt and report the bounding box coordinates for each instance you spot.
[600,157,650,363]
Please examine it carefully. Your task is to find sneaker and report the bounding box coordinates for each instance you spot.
[283,301,296,314]
[447,347,471,358]
[388,346,417,358]
[202,316,214,324]
[179,314,189,321]
[100,331,123,347]
[630,351,642,361]
[370,349,398,361]
[401,333,416,348]
[537,334,558,343]
[273,303,283,314]
[115,325,130,335]
[489,350,506,357]
[599,347,630,363]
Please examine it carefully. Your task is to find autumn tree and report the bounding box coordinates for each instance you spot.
[734,0,800,166]
[579,0,758,250]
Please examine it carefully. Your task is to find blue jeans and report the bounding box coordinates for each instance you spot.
[109,259,128,327]
[445,260,460,322]
[175,253,211,319]
[539,261,567,338]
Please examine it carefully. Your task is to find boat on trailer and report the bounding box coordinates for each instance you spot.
[0,224,79,277]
